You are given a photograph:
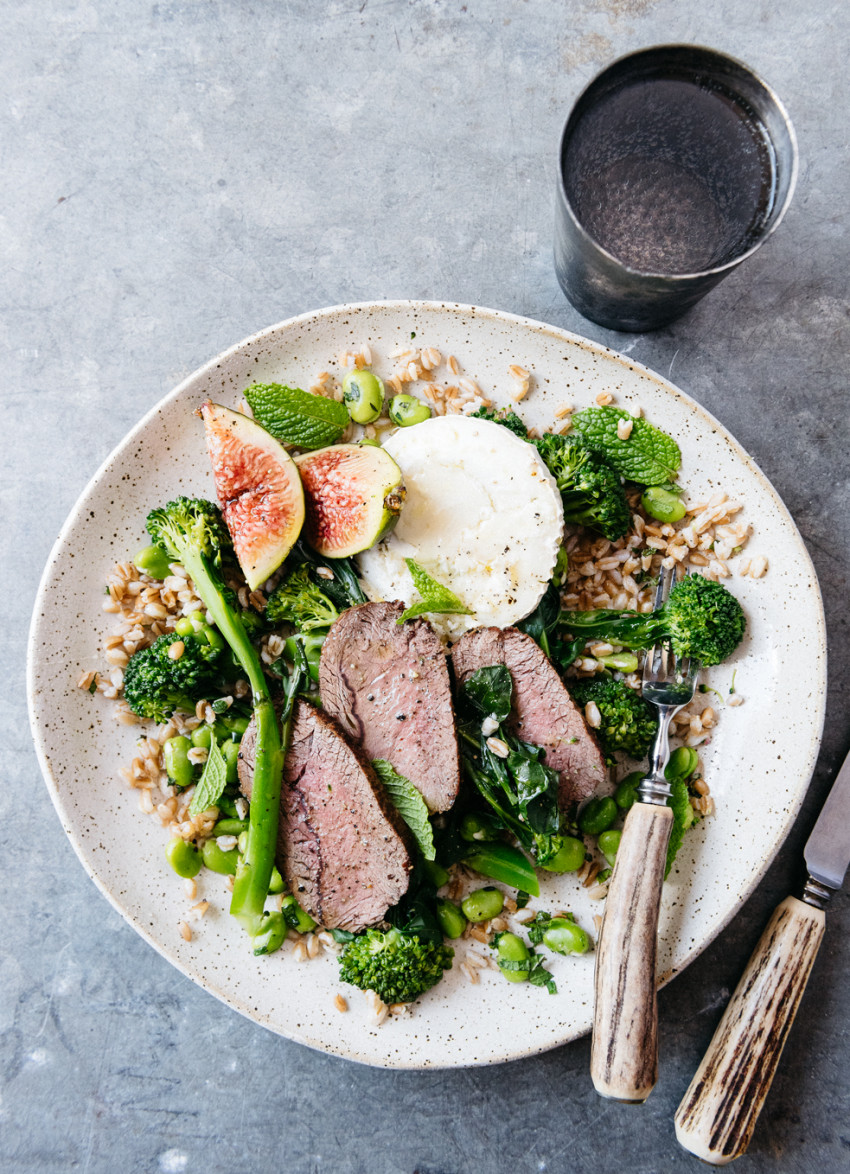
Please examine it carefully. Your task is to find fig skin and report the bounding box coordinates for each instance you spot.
[295,443,405,560]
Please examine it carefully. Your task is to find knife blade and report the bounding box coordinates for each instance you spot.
[674,741,850,1164]
[804,744,850,891]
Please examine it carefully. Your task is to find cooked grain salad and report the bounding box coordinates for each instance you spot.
[78,342,758,1015]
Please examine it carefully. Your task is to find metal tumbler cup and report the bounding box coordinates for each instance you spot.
[554,45,798,332]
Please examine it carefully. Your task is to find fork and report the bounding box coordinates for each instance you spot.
[591,564,700,1102]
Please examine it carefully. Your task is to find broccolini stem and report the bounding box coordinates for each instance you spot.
[229,697,285,935]
[174,543,285,939]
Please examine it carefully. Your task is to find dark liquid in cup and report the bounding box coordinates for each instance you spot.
[562,74,778,274]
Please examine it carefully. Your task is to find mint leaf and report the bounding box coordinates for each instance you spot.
[372,759,436,860]
[244,383,349,450]
[665,777,696,876]
[189,735,227,815]
[571,406,681,485]
[398,558,473,623]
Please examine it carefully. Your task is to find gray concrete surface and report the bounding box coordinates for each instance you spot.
[3,1,849,1171]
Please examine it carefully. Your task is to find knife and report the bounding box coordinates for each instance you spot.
[674,742,850,1164]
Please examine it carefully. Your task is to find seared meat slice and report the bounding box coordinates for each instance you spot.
[451,626,606,807]
[318,601,460,813]
[239,699,412,931]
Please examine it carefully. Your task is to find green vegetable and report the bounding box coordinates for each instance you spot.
[342,369,384,424]
[527,911,590,956]
[221,737,240,784]
[163,735,194,789]
[280,894,318,934]
[642,484,687,523]
[493,931,530,982]
[598,828,622,866]
[597,652,639,673]
[191,724,213,750]
[201,838,239,875]
[571,406,681,485]
[470,406,529,438]
[666,745,699,779]
[398,558,473,623]
[492,931,557,992]
[578,796,618,836]
[614,771,644,809]
[568,677,658,760]
[533,432,630,540]
[539,835,586,872]
[165,837,202,878]
[338,927,454,1004]
[244,382,349,450]
[459,811,502,842]
[421,860,449,888]
[211,818,248,836]
[461,887,504,923]
[666,777,696,875]
[435,899,467,939]
[268,865,285,894]
[463,843,540,896]
[252,911,286,956]
[557,574,746,668]
[266,563,340,632]
[388,394,431,426]
[123,631,226,724]
[189,735,228,815]
[145,497,304,943]
[457,665,563,868]
[372,759,436,861]
[133,544,173,579]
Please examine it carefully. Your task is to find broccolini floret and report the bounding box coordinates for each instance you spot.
[568,677,658,760]
[533,432,630,541]
[338,927,454,1004]
[265,564,340,632]
[123,632,225,723]
[560,574,746,667]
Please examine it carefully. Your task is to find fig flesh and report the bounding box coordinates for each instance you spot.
[201,401,305,590]
[295,444,404,559]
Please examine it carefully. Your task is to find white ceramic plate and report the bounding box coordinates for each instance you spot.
[28,301,826,1069]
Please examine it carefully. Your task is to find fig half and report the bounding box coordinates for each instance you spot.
[295,444,405,559]
[201,401,305,589]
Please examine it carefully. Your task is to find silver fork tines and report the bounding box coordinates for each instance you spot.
[640,565,700,804]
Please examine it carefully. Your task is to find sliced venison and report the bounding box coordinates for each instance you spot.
[451,626,606,808]
[239,699,412,931]
[318,601,460,813]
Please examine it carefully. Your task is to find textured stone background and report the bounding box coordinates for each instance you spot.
[3,1,849,1171]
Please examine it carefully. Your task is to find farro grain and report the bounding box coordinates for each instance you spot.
[179,921,192,942]
[334,994,349,1012]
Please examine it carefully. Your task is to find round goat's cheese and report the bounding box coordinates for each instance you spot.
[356,414,564,639]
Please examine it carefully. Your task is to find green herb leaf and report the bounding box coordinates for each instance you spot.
[244,382,350,450]
[88,674,98,695]
[526,951,558,994]
[514,890,531,909]
[526,911,551,946]
[571,406,681,485]
[372,759,436,861]
[189,735,228,816]
[330,928,357,944]
[398,558,473,622]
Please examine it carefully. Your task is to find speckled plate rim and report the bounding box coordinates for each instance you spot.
[27,300,827,1068]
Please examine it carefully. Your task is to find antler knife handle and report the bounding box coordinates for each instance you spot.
[591,801,673,1102]
[675,896,825,1164]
